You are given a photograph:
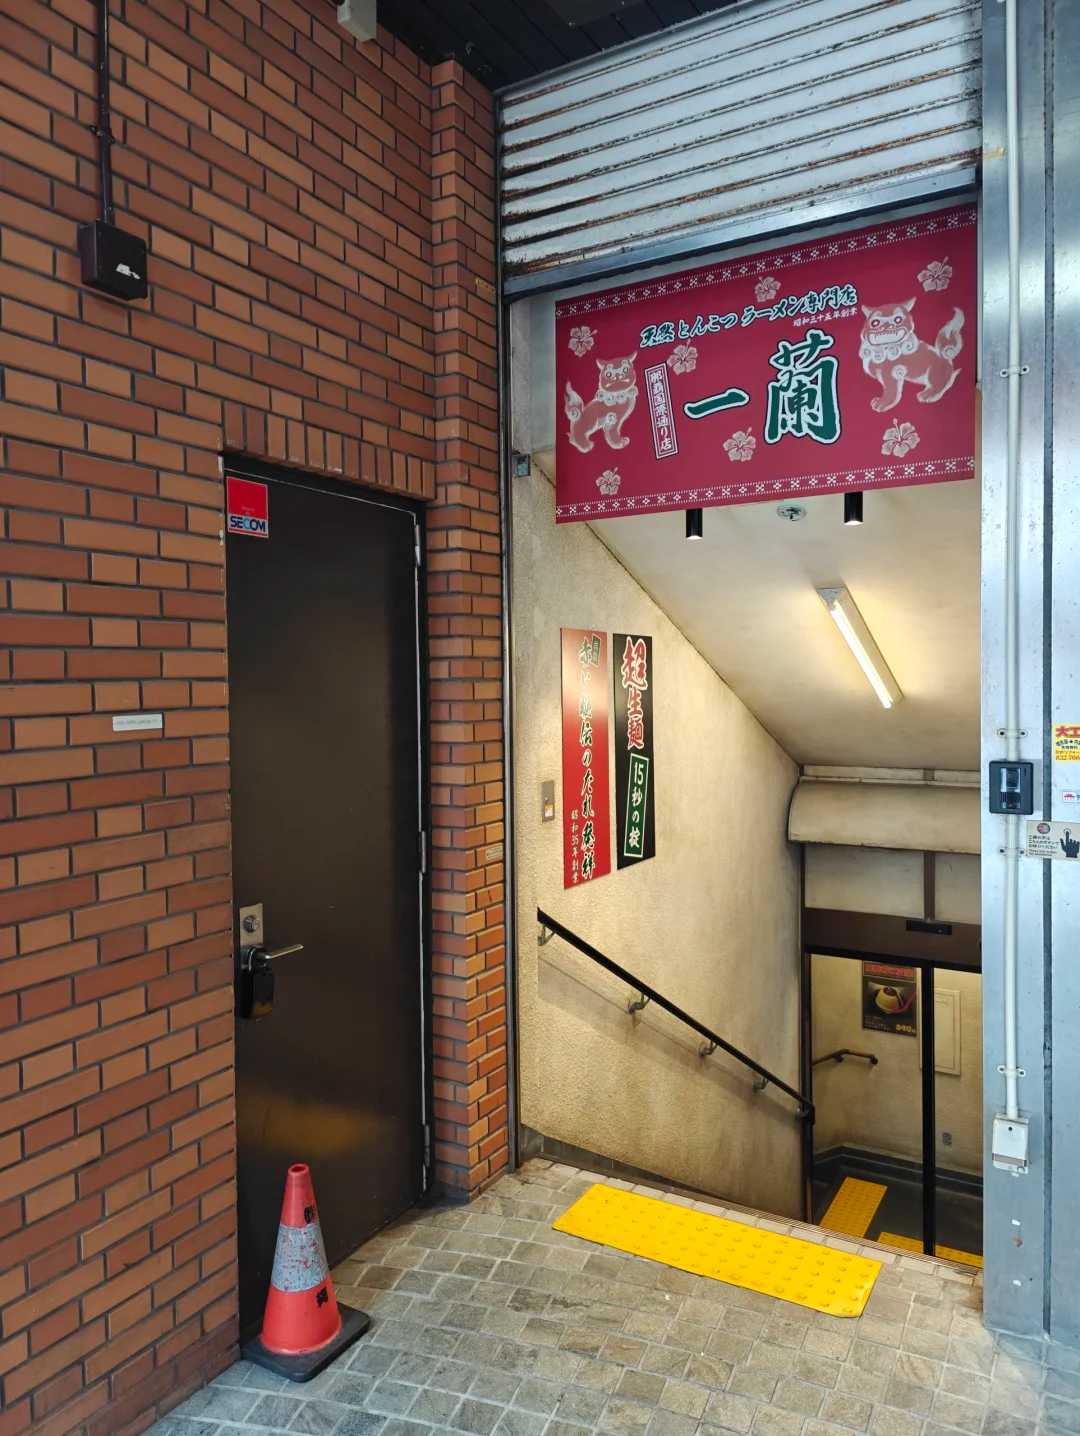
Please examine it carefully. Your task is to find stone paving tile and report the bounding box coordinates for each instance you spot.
[453,1397,505,1433]
[819,1391,871,1431]
[333,1416,387,1436]
[984,1413,1038,1436]
[289,1400,349,1434]
[727,1369,780,1403]
[152,1423,223,1436]
[368,1380,422,1417]
[835,1367,886,1404]
[178,1388,263,1423]
[599,1395,653,1433]
[408,1388,462,1425]
[704,1389,759,1433]
[149,1160,1059,1436]
[773,1378,824,1418]
[496,1412,548,1436]
[658,1380,709,1420]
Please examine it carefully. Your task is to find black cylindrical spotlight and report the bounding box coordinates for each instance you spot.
[844,491,864,526]
[686,507,703,540]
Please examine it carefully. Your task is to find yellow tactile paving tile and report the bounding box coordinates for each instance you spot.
[818,1176,887,1239]
[553,1183,880,1318]
[878,1231,984,1270]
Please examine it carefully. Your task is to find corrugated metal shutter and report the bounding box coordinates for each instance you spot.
[500,0,980,287]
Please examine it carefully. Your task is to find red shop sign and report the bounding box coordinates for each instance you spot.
[555,205,977,523]
[561,628,612,889]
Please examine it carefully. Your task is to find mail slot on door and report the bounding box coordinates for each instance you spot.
[237,943,304,1021]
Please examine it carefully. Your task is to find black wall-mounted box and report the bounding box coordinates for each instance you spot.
[989,759,1034,815]
[77,221,148,302]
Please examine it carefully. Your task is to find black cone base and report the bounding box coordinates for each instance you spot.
[242,1303,371,1382]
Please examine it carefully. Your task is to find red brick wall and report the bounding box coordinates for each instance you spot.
[0,2,507,1432]
[428,67,508,1194]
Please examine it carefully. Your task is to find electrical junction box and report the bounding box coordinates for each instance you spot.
[78,221,148,301]
[992,1113,1030,1173]
[337,0,376,42]
[541,780,555,823]
[989,760,1034,815]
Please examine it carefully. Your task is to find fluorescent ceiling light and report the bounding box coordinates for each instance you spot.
[816,585,903,710]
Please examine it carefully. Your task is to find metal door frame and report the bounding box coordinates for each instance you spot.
[223,456,435,1197]
[804,943,982,1258]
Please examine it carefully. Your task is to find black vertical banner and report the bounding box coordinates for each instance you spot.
[613,634,656,867]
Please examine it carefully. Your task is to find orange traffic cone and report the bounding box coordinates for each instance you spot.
[243,1163,370,1381]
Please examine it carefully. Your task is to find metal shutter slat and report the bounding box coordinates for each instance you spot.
[499,0,981,284]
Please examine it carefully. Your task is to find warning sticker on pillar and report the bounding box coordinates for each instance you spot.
[227,476,270,538]
[555,205,977,522]
[614,634,656,868]
[561,629,611,888]
[1053,724,1080,762]
[1027,820,1080,861]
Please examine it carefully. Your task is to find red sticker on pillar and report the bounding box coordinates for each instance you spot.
[556,204,977,522]
[226,476,270,538]
[561,629,612,889]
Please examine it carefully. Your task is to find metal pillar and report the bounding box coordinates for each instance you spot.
[1048,0,1080,1352]
[979,0,1049,1340]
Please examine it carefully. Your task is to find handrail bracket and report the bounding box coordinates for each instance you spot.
[812,1048,879,1068]
[535,906,814,1126]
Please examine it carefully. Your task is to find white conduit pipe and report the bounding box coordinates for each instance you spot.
[1001,0,1022,1125]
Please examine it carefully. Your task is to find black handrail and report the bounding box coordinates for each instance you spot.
[813,1048,879,1068]
[537,908,814,1121]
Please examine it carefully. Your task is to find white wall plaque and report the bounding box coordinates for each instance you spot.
[112,713,164,733]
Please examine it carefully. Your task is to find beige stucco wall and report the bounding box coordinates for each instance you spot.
[804,842,980,922]
[512,471,803,1217]
[806,846,982,1174]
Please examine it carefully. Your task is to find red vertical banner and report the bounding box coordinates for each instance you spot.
[561,629,612,889]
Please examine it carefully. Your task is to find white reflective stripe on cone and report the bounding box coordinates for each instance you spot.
[269,1221,331,1293]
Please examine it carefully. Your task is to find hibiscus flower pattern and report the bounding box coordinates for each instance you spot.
[723,429,756,463]
[595,468,621,496]
[917,258,952,293]
[666,343,698,375]
[881,421,920,458]
[568,325,596,357]
[755,276,781,303]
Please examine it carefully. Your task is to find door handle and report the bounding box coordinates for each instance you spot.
[237,943,304,1021]
[239,942,304,971]
[263,943,305,962]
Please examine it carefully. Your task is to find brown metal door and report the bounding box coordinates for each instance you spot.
[226,465,427,1336]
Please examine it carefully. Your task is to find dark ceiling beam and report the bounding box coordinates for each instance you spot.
[459,0,577,73]
[615,5,670,39]
[649,0,705,21]
[578,16,634,47]
[391,2,471,67]
[370,0,732,90]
